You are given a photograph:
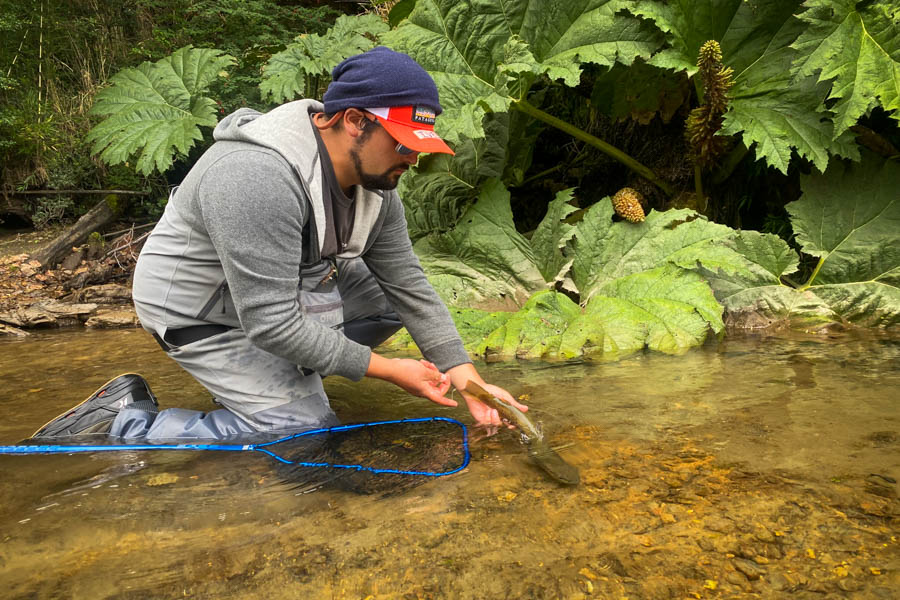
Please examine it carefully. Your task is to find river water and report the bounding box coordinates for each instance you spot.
[0,328,898,599]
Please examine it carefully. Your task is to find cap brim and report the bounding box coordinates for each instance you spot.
[378,120,455,155]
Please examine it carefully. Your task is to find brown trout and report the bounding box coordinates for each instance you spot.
[464,382,580,486]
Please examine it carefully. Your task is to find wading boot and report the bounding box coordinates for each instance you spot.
[31,373,159,438]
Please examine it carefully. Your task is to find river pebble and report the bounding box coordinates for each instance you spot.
[696,537,714,552]
[733,557,765,580]
[754,526,776,543]
[724,571,749,589]
[836,577,859,592]
[703,516,734,533]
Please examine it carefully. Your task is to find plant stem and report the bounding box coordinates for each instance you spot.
[693,163,705,212]
[800,256,826,290]
[518,164,563,187]
[512,98,674,196]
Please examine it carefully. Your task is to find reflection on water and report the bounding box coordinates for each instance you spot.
[1,328,898,598]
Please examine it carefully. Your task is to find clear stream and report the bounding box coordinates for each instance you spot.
[0,328,898,599]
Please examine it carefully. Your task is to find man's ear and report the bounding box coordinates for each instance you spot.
[313,111,344,131]
[343,109,368,138]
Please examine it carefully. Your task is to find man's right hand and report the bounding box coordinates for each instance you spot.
[366,354,454,407]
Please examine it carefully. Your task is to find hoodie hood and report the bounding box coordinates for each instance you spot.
[212,99,383,257]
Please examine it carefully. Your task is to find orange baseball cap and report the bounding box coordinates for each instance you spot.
[365,106,455,155]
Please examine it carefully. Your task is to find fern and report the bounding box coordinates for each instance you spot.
[86,46,235,175]
[260,14,389,104]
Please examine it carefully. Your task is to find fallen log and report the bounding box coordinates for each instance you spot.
[30,195,119,269]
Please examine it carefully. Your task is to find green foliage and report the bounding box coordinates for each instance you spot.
[473,265,722,359]
[791,0,900,138]
[568,202,742,300]
[29,196,75,230]
[260,14,389,104]
[383,0,662,144]
[530,189,578,283]
[416,181,730,356]
[86,46,236,175]
[624,0,861,174]
[399,113,509,241]
[701,153,900,328]
[414,179,547,308]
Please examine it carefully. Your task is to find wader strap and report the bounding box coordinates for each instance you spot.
[153,324,233,352]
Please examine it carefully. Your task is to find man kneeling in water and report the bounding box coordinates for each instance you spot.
[33,47,525,440]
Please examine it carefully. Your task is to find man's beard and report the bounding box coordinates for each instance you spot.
[350,146,406,191]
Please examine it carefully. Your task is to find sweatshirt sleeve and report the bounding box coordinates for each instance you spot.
[197,149,372,380]
[362,192,472,372]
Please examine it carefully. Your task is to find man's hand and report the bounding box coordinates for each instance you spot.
[446,363,528,426]
[366,354,454,406]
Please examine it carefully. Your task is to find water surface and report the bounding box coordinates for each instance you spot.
[1,328,898,598]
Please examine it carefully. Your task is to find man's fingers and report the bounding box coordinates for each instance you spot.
[427,389,457,407]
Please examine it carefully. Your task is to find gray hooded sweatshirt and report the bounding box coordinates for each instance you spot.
[132,99,470,381]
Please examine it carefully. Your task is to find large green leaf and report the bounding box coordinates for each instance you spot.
[698,230,840,328]
[569,201,746,300]
[788,154,900,326]
[420,197,730,357]
[259,14,388,104]
[791,0,900,137]
[530,188,578,283]
[702,155,900,328]
[382,0,662,143]
[414,179,547,309]
[625,0,859,173]
[399,113,508,241]
[86,46,235,175]
[472,265,723,359]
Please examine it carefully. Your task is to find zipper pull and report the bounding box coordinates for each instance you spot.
[220,284,227,314]
[318,262,337,286]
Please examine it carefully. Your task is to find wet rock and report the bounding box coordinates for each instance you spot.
[590,552,627,577]
[836,578,859,592]
[696,537,715,552]
[0,300,98,327]
[70,283,133,304]
[0,322,28,336]
[805,580,830,594]
[85,307,139,328]
[756,542,784,559]
[768,572,794,592]
[736,543,757,559]
[754,526,776,543]
[712,536,739,555]
[864,473,897,498]
[724,571,749,590]
[732,557,765,580]
[703,516,734,533]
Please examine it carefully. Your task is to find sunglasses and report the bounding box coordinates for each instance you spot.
[361,116,416,155]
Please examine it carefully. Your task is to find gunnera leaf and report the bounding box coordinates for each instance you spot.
[260,14,388,103]
[568,200,746,301]
[791,0,900,138]
[625,0,859,174]
[701,154,899,329]
[698,230,839,329]
[530,188,578,284]
[383,0,662,143]
[789,154,900,326]
[414,179,546,310]
[399,113,508,242]
[86,46,235,175]
[471,265,723,360]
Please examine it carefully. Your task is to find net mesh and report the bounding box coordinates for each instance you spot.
[270,419,468,495]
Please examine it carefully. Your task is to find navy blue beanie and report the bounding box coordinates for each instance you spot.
[323,47,443,115]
